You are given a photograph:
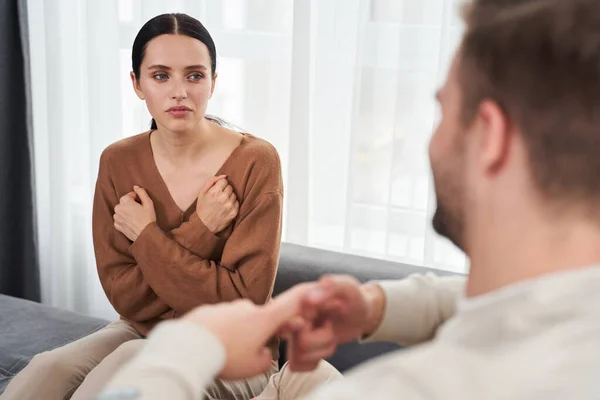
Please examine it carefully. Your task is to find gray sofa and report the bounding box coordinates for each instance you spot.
[0,243,456,394]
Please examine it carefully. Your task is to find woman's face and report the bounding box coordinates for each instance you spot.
[131,34,216,133]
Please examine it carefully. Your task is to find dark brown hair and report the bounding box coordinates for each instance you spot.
[459,0,600,205]
[132,13,227,130]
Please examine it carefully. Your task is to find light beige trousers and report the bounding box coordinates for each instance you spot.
[0,320,277,400]
[255,360,343,400]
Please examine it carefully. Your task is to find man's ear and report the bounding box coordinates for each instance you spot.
[130,72,145,100]
[477,99,512,174]
[210,73,218,99]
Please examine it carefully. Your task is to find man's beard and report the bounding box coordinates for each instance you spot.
[432,194,465,252]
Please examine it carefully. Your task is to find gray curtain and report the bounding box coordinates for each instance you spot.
[0,0,40,301]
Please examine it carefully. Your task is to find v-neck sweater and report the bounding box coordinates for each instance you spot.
[92,131,283,358]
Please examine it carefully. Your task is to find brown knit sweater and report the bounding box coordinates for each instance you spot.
[92,131,283,357]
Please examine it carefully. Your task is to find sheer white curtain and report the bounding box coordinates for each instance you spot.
[27,0,466,319]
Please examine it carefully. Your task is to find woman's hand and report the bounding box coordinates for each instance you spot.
[196,175,240,233]
[113,186,157,241]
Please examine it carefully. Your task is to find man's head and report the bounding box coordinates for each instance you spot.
[430,0,600,251]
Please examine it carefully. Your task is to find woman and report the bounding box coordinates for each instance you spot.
[1,13,283,400]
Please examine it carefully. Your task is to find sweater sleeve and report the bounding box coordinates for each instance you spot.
[93,177,172,322]
[129,190,282,314]
[168,212,222,259]
[92,156,220,322]
[362,273,466,346]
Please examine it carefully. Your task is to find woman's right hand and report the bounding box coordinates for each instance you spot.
[196,175,240,233]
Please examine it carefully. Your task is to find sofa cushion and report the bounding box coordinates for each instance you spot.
[0,294,108,394]
[275,243,456,290]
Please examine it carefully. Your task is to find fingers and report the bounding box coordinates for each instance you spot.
[230,195,239,217]
[119,193,136,205]
[263,284,325,333]
[287,334,320,373]
[202,175,227,193]
[133,186,153,207]
[317,299,347,316]
[216,185,236,211]
[122,191,137,201]
[113,208,129,227]
[318,275,361,300]
[113,204,132,220]
[209,177,229,193]
[272,283,336,338]
[224,187,237,212]
[296,320,336,354]
[288,321,337,372]
[278,316,304,339]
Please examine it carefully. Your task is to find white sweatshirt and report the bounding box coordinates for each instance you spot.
[100,267,600,399]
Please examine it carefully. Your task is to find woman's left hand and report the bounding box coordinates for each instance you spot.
[113,186,157,241]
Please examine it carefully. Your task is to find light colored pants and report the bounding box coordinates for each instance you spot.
[0,320,276,400]
[256,360,343,400]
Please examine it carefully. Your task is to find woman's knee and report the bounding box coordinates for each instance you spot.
[312,360,343,381]
[1,351,86,400]
[262,360,343,400]
[26,350,84,381]
[114,339,144,357]
[279,360,342,383]
[69,340,144,400]
[103,339,144,366]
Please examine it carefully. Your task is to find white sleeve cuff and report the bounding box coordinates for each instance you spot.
[361,274,465,346]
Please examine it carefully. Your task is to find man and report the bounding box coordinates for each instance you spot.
[100,0,600,398]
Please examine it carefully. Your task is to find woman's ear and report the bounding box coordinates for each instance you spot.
[210,73,218,99]
[130,72,145,100]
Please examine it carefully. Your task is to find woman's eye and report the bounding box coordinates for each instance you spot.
[153,73,168,80]
[188,73,203,81]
